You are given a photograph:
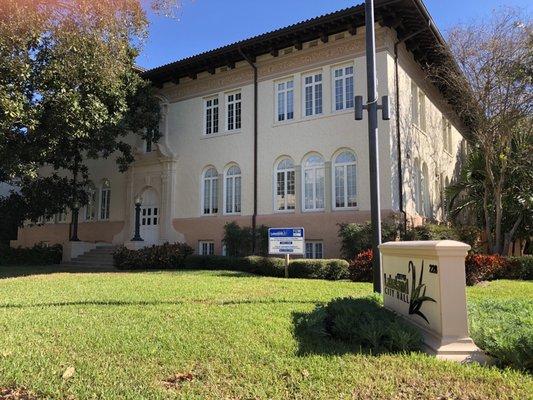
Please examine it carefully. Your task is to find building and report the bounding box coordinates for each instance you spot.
[12,0,469,259]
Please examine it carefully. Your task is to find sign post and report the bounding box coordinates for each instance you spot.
[268,228,305,278]
[379,240,485,362]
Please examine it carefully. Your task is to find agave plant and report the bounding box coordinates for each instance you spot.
[408,261,436,324]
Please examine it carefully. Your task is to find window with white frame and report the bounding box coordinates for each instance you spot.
[418,90,427,131]
[421,162,430,217]
[56,211,67,223]
[226,92,241,131]
[202,167,219,215]
[333,151,357,208]
[199,241,215,255]
[275,158,295,211]
[303,73,323,117]
[85,184,97,221]
[204,97,219,135]
[224,165,241,214]
[100,179,111,220]
[276,80,294,122]
[303,154,325,211]
[333,65,354,111]
[305,241,323,259]
[414,159,422,215]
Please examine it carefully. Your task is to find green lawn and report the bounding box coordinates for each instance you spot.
[0,267,531,399]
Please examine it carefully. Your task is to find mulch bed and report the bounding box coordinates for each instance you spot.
[0,387,39,400]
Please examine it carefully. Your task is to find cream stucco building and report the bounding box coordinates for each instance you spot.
[13,0,469,259]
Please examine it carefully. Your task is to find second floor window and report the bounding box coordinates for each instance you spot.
[304,73,323,117]
[226,92,241,131]
[333,66,354,111]
[276,80,294,122]
[205,97,219,135]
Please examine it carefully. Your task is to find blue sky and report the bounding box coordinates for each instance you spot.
[137,0,531,70]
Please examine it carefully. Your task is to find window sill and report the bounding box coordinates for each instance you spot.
[274,209,296,214]
[301,208,325,213]
[443,149,453,157]
[413,124,428,137]
[272,109,354,128]
[332,206,359,212]
[201,130,241,140]
[200,213,219,217]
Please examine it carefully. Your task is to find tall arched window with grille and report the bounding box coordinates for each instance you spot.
[100,179,111,220]
[414,159,422,215]
[274,158,295,211]
[302,154,325,211]
[333,150,357,209]
[202,167,218,215]
[224,165,241,214]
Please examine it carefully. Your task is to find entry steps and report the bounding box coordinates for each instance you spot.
[62,244,117,269]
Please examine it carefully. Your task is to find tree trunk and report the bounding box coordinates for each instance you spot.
[493,186,503,254]
[482,184,492,254]
[502,213,523,256]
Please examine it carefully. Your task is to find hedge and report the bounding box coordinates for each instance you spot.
[114,244,349,280]
[0,242,62,265]
[348,249,532,285]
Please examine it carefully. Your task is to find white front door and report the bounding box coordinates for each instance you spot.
[140,204,160,245]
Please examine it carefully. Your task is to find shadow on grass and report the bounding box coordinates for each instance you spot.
[0,264,121,279]
[292,297,422,357]
[0,298,323,309]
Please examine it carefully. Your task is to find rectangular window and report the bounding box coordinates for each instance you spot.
[276,170,295,211]
[199,241,215,256]
[418,91,427,131]
[305,241,323,259]
[333,65,354,111]
[411,81,419,126]
[276,80,294,122]
[205,97,219,135]
[226,92,241,131]
[303,73,323,117]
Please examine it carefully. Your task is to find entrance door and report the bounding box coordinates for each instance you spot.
[140,189,160,245]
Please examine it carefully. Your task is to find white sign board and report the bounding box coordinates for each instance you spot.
[268,228,305,255]
[379,240,484,362]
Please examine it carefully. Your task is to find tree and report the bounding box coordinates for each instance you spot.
[0,0,161,229]
[431,8,532,254]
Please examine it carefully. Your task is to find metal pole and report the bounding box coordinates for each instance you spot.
[285,254,290,278]
[69,207,80,242]
[365,0,382,293]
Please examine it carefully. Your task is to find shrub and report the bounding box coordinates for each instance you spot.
[223,222,269,257]
[348,249,373,282]
[465,253,509,285]
[506,256,533,280]
[289,259,349,280]
[0,242,62,265]
[338,218,399,260]
[113,242,193,270]
[404,223,459,241]
[469,299,533,372]
[304,296,422,353]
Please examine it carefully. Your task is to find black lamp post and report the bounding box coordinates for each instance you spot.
[131,196,143,241]
[69,201,80,242]
[354,0,391,293]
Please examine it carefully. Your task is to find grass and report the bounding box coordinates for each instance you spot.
[0,266,531,399]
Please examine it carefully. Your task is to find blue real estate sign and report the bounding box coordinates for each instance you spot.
[268,227,305,255]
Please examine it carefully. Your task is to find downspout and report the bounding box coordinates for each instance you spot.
[393,25,430,236]
[238,48,258,254]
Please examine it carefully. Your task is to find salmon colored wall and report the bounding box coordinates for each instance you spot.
[12,221,124,248]
[173,210,395,258]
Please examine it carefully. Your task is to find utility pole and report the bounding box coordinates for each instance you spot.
[355,0,390,293]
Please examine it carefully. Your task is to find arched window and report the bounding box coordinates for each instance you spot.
[333,150,357,208]
[303,154,325,211]
[275,158,295,211]
[100,179,111,220]
[224,165,241,214]
[202,167,218,215]
[85,183,97,221]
